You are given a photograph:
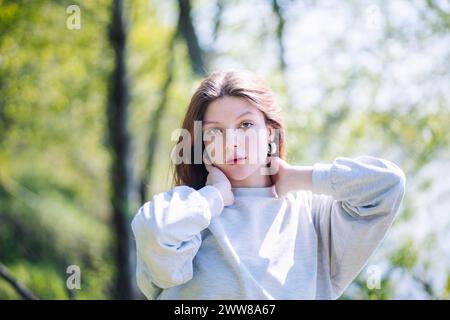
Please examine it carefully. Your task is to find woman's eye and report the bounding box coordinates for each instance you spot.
[240,121,254,129]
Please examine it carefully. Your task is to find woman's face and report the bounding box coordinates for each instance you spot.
[202,96,273,181]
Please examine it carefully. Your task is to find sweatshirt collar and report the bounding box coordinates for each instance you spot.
[231,185,278,198]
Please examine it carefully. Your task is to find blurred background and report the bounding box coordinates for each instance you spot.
[0,0,449,299]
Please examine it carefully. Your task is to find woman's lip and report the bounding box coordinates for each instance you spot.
[226,157,247,164]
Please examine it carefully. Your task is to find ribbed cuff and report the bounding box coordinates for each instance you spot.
[198,185,225,218]
[312,163,334,195]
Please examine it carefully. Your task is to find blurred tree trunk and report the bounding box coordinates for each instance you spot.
[213,0,224,42]
[177,0,206,75]
[271,0,294,111]
[106,0,133,299]
[272,0,287,72]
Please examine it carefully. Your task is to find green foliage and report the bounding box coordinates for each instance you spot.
[0,0,114,299]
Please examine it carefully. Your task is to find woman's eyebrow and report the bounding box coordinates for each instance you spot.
[203,111,255,125]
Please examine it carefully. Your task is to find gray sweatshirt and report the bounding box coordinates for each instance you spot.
[131,155,406,299]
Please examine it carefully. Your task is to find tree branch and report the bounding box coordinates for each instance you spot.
[0,262,39,300]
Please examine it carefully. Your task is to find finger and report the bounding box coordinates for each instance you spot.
[205,164,213,173]
[269,174,274,185]
[267,156,281,175]
[269,155,281,167]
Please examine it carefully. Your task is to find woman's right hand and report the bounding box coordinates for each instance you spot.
[205,165,234,206]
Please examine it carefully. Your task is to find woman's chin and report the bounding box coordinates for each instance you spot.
[220,164,261,181]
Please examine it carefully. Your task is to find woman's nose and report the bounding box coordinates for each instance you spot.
[224,129,238,151]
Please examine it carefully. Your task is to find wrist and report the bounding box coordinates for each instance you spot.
[287,165,313,191]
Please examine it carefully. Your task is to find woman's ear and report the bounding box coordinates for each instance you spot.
[267,125,275,142]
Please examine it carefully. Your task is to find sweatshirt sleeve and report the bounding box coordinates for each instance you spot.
[310,155,406,298]
[131,185,224,297]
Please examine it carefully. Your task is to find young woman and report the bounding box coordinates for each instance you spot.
[131,70,406,300]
